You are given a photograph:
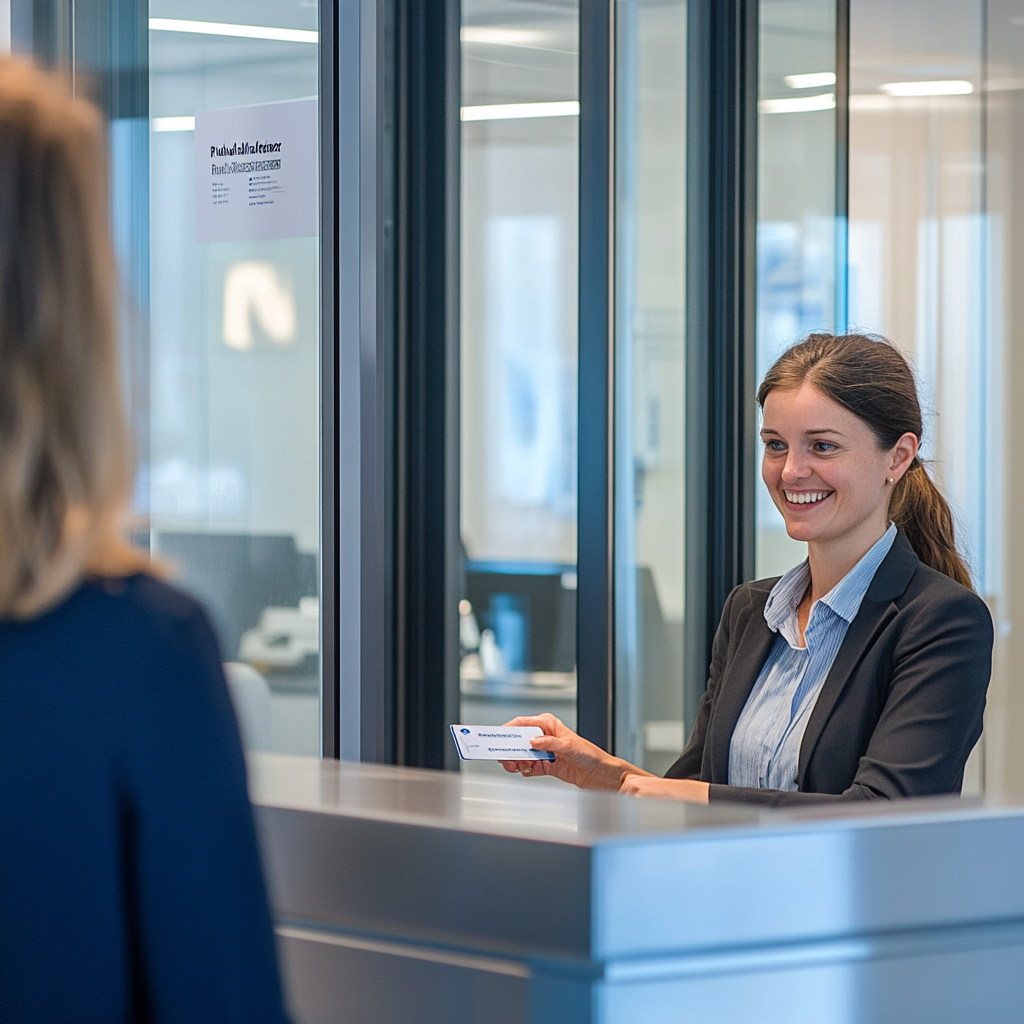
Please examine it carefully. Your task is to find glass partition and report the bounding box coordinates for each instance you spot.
[613,0,688,774]
[753,0,996,793]
[987,0,1024,796]
[755,0,839,581]
[848,0,987,791]
[458,0,580,767]
[147,4,322,756]
[848,0,986,588]
[16,1,324,757]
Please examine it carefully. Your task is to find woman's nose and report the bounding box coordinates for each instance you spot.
[781,455,812,482]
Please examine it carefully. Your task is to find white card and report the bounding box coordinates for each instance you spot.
[450,725,555,761]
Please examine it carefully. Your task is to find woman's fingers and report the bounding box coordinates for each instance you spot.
[619,774,643,795]
[528,734,558,750]
[531,731,594,760]
[499,758,554,776]
[501,713,564,735]
[495,717,628,789]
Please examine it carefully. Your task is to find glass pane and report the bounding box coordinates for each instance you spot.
[987,0,1024,795]
[755,0,839,579]
[146,4,321,756]
[459,0,580,768]
[848,0,987,789]
[13,2,323,756]
[849,0,985,573]
[15,2,323,756]
[613,0,687,773]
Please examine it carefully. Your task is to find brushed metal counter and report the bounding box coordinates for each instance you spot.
[249,753,1024,1024]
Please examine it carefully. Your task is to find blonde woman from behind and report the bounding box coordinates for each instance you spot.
[0,60,289,1024]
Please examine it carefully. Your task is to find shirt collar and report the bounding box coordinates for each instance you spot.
[764,561,811,634]
[764,523,898,635]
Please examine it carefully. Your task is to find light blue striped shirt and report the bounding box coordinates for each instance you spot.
[728,523,897,791]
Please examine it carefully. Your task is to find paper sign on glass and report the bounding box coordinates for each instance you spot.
[194,98,318,243]
[450,725,555,761]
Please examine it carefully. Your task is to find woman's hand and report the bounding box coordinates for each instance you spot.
[619,775,710,804]
[498,713,650,790]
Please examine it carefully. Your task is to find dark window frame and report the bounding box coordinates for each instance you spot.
[681,0,760,731]
[387,0,462,770]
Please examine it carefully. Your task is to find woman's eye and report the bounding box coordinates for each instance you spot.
[764,440,785,453]
[813,441,837,453]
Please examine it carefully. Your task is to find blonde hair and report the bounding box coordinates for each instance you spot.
[0,58,150,618]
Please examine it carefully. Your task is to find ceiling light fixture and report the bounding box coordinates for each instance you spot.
[149,18,318,44]
[759,93,836,114]
[460,100,579,121]
[460,27,544,46]
[152,115,195,132]
[784,71,836,89]
[879,80,973,97]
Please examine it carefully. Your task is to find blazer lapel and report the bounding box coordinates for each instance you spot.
[707,602,778,783]
[797,530,920,783]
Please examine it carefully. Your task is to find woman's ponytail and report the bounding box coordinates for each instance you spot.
[889,460,973,590]
[758,333,974,591]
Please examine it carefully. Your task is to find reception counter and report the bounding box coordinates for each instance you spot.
[249,753,1024,1024]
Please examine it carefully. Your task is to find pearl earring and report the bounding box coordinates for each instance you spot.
[887,477,894,485]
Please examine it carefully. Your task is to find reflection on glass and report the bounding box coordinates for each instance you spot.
[849,0,988,792]
[147,2,321,755]
[755,0,838,579]
[849,0,986,583]
[459,0,579,768]
[987,0,1024,795]
[613,0,687,774]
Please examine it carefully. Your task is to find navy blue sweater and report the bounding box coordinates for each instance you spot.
[0,574,289,1023]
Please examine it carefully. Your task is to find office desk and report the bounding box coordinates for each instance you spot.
[250,753,1024,1024]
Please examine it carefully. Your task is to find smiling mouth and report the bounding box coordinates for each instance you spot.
[783,490,833,506]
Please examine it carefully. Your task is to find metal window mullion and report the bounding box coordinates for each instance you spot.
[683,0,758,732]
[392,0,461,770]
[577,0,616,752]
[835,0,850,333]
[320,0,339,757]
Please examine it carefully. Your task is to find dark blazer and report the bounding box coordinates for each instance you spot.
[0,574,289,1024]
[665,530,993,806]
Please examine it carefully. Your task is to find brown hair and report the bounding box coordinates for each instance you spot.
[757,332,973,590]
[0,58,150,618]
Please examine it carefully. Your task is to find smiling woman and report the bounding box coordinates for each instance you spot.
[758,333,973,590]
[503,333,993,806]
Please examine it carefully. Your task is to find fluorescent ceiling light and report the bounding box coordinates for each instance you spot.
[879,80,973,97]
[460,27,543,46]
[149,18,318,44]
[759,93,836,114]
[784,71,836,89]
[461,100,579,121]
[152,115,195,132]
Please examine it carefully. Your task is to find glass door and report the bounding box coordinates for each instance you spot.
[613,0,688,774]
[755,0,840,580]
[847,0,988,791]
[458,0,580,770]
[15,1,325,757]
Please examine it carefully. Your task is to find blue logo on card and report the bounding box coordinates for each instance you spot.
[460,728,471,735]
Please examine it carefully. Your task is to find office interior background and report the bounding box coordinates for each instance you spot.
[14,0,1024,795]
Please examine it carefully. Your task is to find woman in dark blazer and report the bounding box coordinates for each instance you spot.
[501,333,993,806]
[0,61,288,1022]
